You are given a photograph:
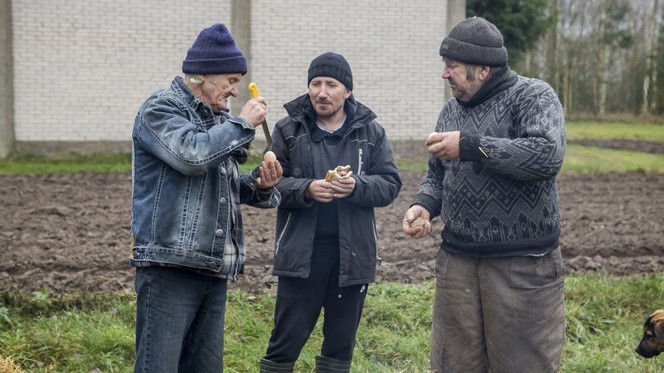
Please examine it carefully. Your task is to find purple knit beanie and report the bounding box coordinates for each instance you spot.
[182,24,247,75]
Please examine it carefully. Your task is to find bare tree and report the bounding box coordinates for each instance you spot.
[642,0,660,115]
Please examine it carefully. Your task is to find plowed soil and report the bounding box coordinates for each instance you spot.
[1,143,663,294]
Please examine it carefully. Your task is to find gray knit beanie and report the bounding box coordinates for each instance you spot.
[307,52,353,90]
[439,17,508,67]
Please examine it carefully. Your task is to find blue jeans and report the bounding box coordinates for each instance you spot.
[134,266,228,373]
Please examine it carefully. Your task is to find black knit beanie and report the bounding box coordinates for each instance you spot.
[439,17,508,67]
[307,52,353,90]
[182,24,247,75]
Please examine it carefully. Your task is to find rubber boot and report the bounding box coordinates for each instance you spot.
[315,355,352,373]
[259,358,295,373]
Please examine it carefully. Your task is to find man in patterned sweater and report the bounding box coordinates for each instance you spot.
[403,17,567,372]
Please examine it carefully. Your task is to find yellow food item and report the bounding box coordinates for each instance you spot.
[325,165,352,182]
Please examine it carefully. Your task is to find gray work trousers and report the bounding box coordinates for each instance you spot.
[430,247,566,373]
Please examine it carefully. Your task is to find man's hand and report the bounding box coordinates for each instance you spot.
[239,97,267,128]
[402,205,432,239]
[305,176,356,203]
[426,131,460,160]
[256,158,283,189]
[329,176,356,199]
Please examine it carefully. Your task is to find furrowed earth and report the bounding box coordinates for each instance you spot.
[1,140,662,295]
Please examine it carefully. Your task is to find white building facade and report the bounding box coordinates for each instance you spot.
[1,0,465,158]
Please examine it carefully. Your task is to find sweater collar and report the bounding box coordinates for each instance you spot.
[457,66,518,108]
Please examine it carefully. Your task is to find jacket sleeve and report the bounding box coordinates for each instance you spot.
[345,123,402,208]
[458,83,566,181]
[238,171,282,209]
[134,95,256,176]
[270,119,316,209]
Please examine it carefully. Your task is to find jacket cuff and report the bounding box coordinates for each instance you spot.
[459,131,484,162]
[229,116,255,131]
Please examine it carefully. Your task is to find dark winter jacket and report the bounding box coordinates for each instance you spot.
[270,94,401,287]
[412,67,566,257]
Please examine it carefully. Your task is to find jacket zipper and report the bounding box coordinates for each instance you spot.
[274,212,292,257]
[357,148,363,175]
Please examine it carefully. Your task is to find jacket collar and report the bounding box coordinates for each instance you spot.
[283,93,376,133]
[171,76,231,120]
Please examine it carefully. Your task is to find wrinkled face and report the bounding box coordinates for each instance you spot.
[442,59,483,102]
[198,73,242,113]
[308,76,351,121]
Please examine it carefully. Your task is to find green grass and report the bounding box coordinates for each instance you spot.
[1,276,663,372]
[2,148,662,175]
[0,153,133,175]
[563,144,664,173]
[1,122,663,175]
[567,122,664,141]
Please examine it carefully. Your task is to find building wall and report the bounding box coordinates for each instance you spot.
[249,0,448,156]
[1,0,14,158]
[8,0,456,157]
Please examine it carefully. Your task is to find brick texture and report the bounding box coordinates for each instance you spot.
[11,0,449,149]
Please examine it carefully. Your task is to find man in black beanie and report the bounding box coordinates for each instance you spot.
[403,17,566,372]
[131,23,282,372]
[259,52,401,373]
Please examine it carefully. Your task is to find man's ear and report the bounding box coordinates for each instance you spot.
[478,66,492,81]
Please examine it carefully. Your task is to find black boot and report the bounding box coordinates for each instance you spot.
[315,355,351,373]
[259,358,295,373]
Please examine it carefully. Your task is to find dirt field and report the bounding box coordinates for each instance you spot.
[1,144,663,294]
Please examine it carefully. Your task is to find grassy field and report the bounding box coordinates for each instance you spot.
[1,122,664,175]
[1,275,663,372]
[1,121,663,371]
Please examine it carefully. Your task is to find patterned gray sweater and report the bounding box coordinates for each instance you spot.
[412,67,566,257]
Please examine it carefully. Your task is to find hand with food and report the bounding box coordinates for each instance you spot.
[402,205,432,239]
[306,165,356,202]
[256,151,283,190]
[325,165,353,182]
[426,131,460,160]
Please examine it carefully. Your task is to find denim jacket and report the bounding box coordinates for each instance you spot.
[130,76,280,280]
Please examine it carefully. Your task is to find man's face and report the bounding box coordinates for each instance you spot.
[442,59,483,102]
[199,73,242,113]
[309,76,351,120]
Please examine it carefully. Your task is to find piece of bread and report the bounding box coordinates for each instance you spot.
[325,165,353,182]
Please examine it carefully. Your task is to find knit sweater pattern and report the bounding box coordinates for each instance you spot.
[412,68,566,257]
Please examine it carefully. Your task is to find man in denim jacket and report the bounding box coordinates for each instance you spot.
[130,23,282,372]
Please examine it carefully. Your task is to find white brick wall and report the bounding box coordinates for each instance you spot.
[12,0,232,142]
[251,0,448,143]
[11,0,449,146]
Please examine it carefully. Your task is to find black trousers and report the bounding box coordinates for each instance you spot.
[264,243,368,363]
